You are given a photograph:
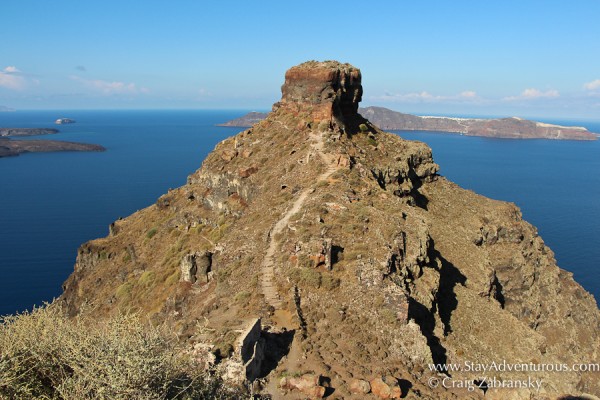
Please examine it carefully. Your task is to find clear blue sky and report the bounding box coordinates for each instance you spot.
[2,0,600,118]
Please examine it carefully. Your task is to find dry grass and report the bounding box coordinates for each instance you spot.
[0,304,243,399]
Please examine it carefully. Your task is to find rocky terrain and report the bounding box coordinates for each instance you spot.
[0,127,59,137]
[60,61,599,399]
[0,138,105,157]
[220,107,598,141]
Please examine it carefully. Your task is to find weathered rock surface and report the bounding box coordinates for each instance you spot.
[60,60,600,399]
[220,106,598,141]
[349,378,371,394]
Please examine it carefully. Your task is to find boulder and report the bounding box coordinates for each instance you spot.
[370,377,392,399]
[280,374,326,398]
[349,378,371,394]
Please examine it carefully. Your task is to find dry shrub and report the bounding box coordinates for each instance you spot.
[0,304,241,399]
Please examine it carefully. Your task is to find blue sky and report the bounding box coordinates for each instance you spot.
[2,0,600,118]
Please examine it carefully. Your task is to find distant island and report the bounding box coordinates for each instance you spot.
[0,128,59,137]
[0,139,105,157]
[0,106,15,112]
[0,127,105,157]
[218,106,598,141]
[55,118,76,125]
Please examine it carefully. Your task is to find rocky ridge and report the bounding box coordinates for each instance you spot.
[61,61,599,399]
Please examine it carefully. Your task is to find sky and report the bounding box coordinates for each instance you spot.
[2,0,600,119]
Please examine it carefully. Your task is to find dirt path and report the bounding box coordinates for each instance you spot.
[260,131,338,322]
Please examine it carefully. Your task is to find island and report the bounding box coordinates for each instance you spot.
[0,127,105,157]
[0,139,105,157]
[0,105,15,112]
[55,118,76,125]
[218,106,598,141]
[0,128,59,137]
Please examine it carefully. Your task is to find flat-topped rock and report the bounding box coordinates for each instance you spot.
[274,60,363,126]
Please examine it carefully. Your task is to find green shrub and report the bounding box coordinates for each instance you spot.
[359,123,369,132]
[234,291,251,303]
[146,227,158,239]
[115,281,134,299]
[0,304,242,399]
[288,267,322,289]
[138,271,156,288]
[321,274,340,290]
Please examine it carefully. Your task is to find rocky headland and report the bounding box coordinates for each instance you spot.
[220,107,597,141]
[61,61,599,399]
[217,111,269,127]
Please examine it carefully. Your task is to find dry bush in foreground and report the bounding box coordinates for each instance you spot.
[0,304,241,399]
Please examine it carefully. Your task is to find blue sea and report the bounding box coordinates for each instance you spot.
[0,110,598,315]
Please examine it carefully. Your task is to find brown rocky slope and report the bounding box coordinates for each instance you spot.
[61,61,599,399]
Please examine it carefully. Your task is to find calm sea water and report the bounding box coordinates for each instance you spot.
[0,110,598,315]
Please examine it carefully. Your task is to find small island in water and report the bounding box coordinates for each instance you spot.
[219,106,598,141]
[55,118,76,125]
[0,127,105,157]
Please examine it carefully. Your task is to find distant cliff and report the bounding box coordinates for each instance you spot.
[360,106,597,140]
[216,112,268,127]
[219,106,598,141]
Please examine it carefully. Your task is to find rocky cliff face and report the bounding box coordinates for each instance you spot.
[61,61,599,399]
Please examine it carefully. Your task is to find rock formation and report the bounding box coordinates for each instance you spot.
[61,61,599,399]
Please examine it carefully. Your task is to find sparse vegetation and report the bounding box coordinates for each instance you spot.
[146,227,158,239]
[234,291,251,303]
[0,304,242,399]
[288,267,322,288]
[321,274,340,290]
[138,270,156,287]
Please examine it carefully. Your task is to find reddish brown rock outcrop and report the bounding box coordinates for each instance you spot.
[274,60,364,130]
